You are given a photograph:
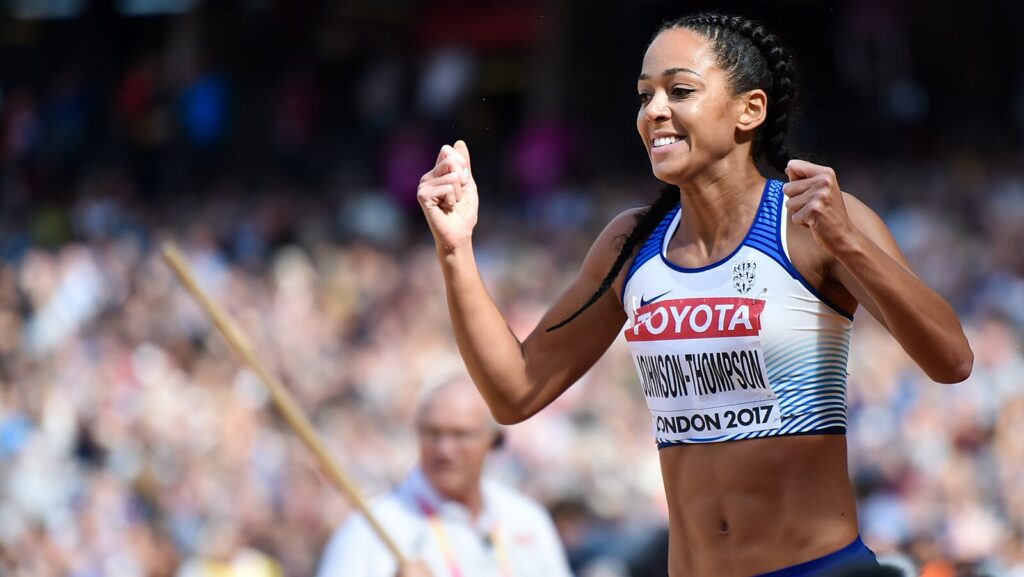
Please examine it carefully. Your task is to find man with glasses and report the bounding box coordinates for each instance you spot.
[316,376,573,577]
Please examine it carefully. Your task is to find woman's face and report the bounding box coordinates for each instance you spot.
[636,28,748,184]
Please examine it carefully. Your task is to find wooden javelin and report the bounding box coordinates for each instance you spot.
[162,244,408,565]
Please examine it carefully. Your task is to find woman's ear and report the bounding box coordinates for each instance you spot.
[736,89,768,134]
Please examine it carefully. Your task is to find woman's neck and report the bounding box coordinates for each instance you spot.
[672,162,766,257]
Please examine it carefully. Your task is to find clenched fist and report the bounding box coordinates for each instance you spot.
[782,159,857,256]
[417,140,479,253]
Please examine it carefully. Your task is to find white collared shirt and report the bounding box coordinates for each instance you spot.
[316,467,573,577]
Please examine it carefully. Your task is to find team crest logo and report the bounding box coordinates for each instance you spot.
[731,260,757,295]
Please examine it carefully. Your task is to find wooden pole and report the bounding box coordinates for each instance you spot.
[162,244,408,565]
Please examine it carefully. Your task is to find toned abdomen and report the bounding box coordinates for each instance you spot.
[659,434,859,577]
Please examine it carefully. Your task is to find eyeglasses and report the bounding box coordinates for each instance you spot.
[416,426,491,446]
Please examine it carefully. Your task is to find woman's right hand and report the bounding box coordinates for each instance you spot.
[417,140,479,253]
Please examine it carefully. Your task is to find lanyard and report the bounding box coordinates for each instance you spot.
[416,497,513,577]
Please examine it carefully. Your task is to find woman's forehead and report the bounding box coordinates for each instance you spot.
[640,28,717,78]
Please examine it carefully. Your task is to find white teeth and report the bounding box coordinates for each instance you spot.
[653,136,681,147]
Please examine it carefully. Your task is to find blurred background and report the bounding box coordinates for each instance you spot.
[1,0,1022,576]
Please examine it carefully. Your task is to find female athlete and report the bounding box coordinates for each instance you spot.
[416,12,972,577]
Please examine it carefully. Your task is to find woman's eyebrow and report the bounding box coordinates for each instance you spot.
[638,67,702,81]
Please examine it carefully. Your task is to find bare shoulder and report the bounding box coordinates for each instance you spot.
[601,207,648,245]
[839,190,912,265]
[836,189,914,273]
[584,207,646,270]
[841,191,887,233]
[580,207,646,291]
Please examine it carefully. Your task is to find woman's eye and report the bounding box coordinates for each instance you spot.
[672,87,694,97]
[638,92,651,104]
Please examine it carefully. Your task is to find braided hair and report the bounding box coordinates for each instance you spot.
[547,12,799,331]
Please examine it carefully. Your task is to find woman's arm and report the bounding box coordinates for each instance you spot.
[419,141,631,424]
[783,160,973,384]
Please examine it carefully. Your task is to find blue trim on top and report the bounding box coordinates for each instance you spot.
[745,180,855,321]
[621,207,678,305]
[620,178,856,320]
[658,179,772,273]
[744,179,787,267]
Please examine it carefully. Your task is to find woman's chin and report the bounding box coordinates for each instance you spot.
[651,164,688,185]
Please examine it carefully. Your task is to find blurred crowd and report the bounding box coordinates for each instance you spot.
[2,2,1024,577]
[1,150,1022,577]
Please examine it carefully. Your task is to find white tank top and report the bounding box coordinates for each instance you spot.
[621,179,854,447]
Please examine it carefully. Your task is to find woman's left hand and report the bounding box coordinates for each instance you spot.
[783,158,973,383]
[782,159,858,256]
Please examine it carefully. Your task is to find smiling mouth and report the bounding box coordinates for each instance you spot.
[650,135,687,154]
[652,135,683,148]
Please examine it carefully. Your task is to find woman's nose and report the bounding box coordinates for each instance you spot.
[645,92,671,122]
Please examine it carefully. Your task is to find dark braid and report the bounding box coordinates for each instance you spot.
[547,12,798,331]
